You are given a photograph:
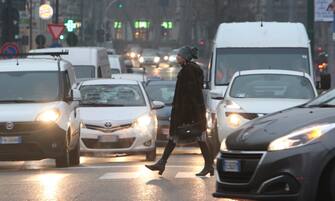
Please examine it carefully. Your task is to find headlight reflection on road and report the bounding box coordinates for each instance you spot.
[35,173,67,201]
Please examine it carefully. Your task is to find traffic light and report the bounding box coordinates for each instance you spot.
[1,1,20,44]
[116,1,124,9]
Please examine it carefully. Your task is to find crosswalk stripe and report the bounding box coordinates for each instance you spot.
[68,165,203,170]
[175,172,211,178]
[99,172,140,180]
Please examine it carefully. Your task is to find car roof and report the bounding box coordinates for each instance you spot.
[81,78,139,86]
[146,80,176,86]
[0,58,71,72]
[112,73,147,82]
[233,69,312,79]
[215,22,309,48]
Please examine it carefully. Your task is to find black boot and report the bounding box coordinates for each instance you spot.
[145,140,176,175]
[196,140,214,177]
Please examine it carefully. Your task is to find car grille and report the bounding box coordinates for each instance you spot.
[217,152,263,184]
[84,123,132,133]
[82,138,135,149]
[0,122,47,134]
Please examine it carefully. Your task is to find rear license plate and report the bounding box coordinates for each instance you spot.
[0,136,22,144]
[98,135,119,142]
[223,159,241,172]
[162,128,170,135]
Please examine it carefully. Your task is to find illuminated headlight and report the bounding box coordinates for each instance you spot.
[133,113,156,129]
[36,109,60,123]
[164,56,169,61]
[139,57,144,63]
[130,52,136,58]
[169,56,176,62]
[227,113,242,128]
[154,56,160,63]
[220,138,228,151]
[268,123,335,151]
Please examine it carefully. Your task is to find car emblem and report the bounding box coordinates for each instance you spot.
[240,132,249,142]
[5,122,14,130]
[105,122,112,128]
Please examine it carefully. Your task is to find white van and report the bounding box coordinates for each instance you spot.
[0,57,81,167]
[30,47,111,80]
[206,22,316,151]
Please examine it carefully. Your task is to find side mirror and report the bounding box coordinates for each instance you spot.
[210,91,225,100]
[319,73,331,90]
[152,101,165,110]
[72,89,82,101]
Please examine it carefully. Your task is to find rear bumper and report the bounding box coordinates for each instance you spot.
[0,123,67,161]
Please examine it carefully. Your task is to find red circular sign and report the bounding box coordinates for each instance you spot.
[0,43,19,59]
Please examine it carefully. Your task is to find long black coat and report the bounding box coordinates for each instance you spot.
[170,62,207,137]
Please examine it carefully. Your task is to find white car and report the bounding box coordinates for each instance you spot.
[112,73,148,83]
[216,70,318,142]
[78,79,164,161]
[0,57,81,167]
[108,55,125,74]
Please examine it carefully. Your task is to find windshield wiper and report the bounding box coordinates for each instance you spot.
[307,103,335,108]
[0,100,41,103]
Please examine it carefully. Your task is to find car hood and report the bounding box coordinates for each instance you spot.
[0,102,61,122]
[226,107,335,151]
[78,106,149,123]
[229,98,309,114]
[156,105,172,120]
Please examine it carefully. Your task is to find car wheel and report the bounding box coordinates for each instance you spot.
[146,148,156,161]
[209,125,220,158]
[55,135,70,168]
[69,139,80,166]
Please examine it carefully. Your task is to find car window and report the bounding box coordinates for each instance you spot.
[229,74,315,99]
[0,71,60,102]
[146,84,175,105]
[73,65,95,79]
[80,84,146,106]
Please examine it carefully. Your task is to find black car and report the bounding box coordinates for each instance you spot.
[145,80,176,144]
[213,89,335,201]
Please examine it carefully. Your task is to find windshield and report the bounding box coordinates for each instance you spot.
[80,84,146,106]
[0,71,60,102]
[146,84,175,105]
[73,65,95,79]
[230,74,315,99]
[111,69,121,74]
[215,48,310,85]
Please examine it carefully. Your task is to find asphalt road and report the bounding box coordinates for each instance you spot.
[0,147,252,201]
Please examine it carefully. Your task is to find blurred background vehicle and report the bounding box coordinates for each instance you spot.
[139,48,160,68]
[145,80,176,145]
[108,54,126,74]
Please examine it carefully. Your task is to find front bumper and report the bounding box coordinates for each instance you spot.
[80,125,156,154]
[213,143,325,201]
[0,122,67,161]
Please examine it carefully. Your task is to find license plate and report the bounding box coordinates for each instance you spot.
[162,128,170,135]
[98,135,119,142]
[0,136,22,144]
[223,159,241,172]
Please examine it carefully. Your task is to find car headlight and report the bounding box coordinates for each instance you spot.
[80,122,86,128]
[220,138,228,151]
[268,123,335,151]
[130,52,136,58]
[154,56,160,63]
[139,57,144,63]
[36,109,60,123]
[169,56,175,62]
[133,113,156,129]
[227,113,242,128]
[164,56,169,61]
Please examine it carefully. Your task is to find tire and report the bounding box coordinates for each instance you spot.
[146,148,156,161]
[209,125,220,158]
[69,139,80,166]
[55,135,70,168]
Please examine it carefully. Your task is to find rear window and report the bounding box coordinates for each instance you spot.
[73,65,95,79]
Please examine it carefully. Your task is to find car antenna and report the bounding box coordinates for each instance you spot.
[260,17,264,27]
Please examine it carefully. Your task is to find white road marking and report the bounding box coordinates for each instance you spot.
[99,172,140,180]
[68,165,203,170]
